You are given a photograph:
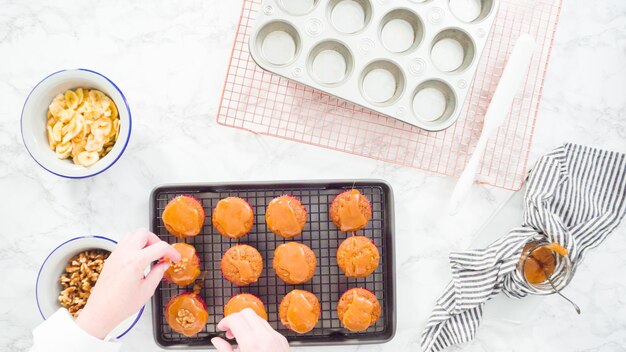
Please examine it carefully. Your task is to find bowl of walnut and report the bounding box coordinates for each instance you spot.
[21,69,131,178]
[35,236,144,338]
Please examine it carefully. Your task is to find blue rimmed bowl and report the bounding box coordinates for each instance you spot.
[21,69,131,178]
[35,236,143,339]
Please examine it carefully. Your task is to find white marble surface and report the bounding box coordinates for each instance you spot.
[1,0,625,351]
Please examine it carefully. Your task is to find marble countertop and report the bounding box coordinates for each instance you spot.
[1,0,624,351]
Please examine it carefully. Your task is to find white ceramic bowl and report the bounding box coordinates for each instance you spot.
[21,69,132,178]
[35,236,143,339]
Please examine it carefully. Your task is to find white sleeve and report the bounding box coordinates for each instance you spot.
[29,308,122,352]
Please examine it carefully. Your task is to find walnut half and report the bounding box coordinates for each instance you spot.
[58,249,110,317]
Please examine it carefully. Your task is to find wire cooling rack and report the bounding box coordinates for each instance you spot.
[216,0,562,191]
[151,181,395,348]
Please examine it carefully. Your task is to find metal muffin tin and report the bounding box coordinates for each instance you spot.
[151,180,395,348]
[249,0,499,131]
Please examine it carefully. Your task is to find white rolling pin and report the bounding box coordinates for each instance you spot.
[448,34,536,215]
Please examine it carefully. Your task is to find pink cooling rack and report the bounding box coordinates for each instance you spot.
[217,0,562,190]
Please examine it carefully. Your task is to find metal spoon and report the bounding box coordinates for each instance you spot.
[537,260,581,315]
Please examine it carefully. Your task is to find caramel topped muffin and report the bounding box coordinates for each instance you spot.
[336,235,380,278]
[273,242,316,284]
[265,195,307,238]
[162,195,205,238]
[337,288,381,332]
[279,290,320,334]
[163,243,201,286]
[330,189,372,232]
[221,244,263,286]
[224,293,268,320]
[212,197,254,239]
[164,292,208,337]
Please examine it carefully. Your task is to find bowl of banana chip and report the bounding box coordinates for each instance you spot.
[21,69,131,178]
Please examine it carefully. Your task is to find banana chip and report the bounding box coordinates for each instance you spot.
[49,98,65,116]
[91,117,112,139]
[61,114,84,144]
[72,138,87,158]
[77,151,100,167]
[52,121,63,143]
[65,90,79,110]
[85,134,105,152]
[58,109,75,123]
[47,125,56,150]
[76,88,85,104]
[46,88,120,167]
[55,141,73,159]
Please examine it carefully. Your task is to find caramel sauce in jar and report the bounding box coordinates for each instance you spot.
[519,242,568,285]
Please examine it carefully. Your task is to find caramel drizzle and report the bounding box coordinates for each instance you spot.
[342,291,375,331]
[287,292,317,333]
[277,244,309,282]
[338,190,367,231]
[228,245,254,281]
[216,198,250,236]
[269,197,301,236]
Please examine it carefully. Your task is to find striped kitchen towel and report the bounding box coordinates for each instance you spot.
[421,144,626,352]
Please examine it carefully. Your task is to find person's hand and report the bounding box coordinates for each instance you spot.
[211,308,290,352]
[75,228,181,339]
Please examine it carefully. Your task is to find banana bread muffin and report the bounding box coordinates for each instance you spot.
[265,195,307,238]
[162,195,205,238]
[212,197,254,239]
[336,235,379,278]
[224,293,268,320]
[221,244,263,286]
[279,290,320,334]
[337,288,381,332]
[163,243,201,286]
[273,242,316,284]
[329,189,372,232]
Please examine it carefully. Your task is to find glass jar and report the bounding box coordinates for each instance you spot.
[516,239,574,295]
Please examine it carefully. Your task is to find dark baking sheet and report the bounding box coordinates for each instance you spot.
[150,180,396,348]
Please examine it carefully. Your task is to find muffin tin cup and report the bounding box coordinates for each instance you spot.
[307,40,355,86]
[327,0,373,34]
[449,0,495,23]
[151,180,396,348]
[379,9,424,54]
[411,79,458,129]
[359,60,406,106]
[249,0,499,131]
[430,27,476,73]
[277,0,320,16]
